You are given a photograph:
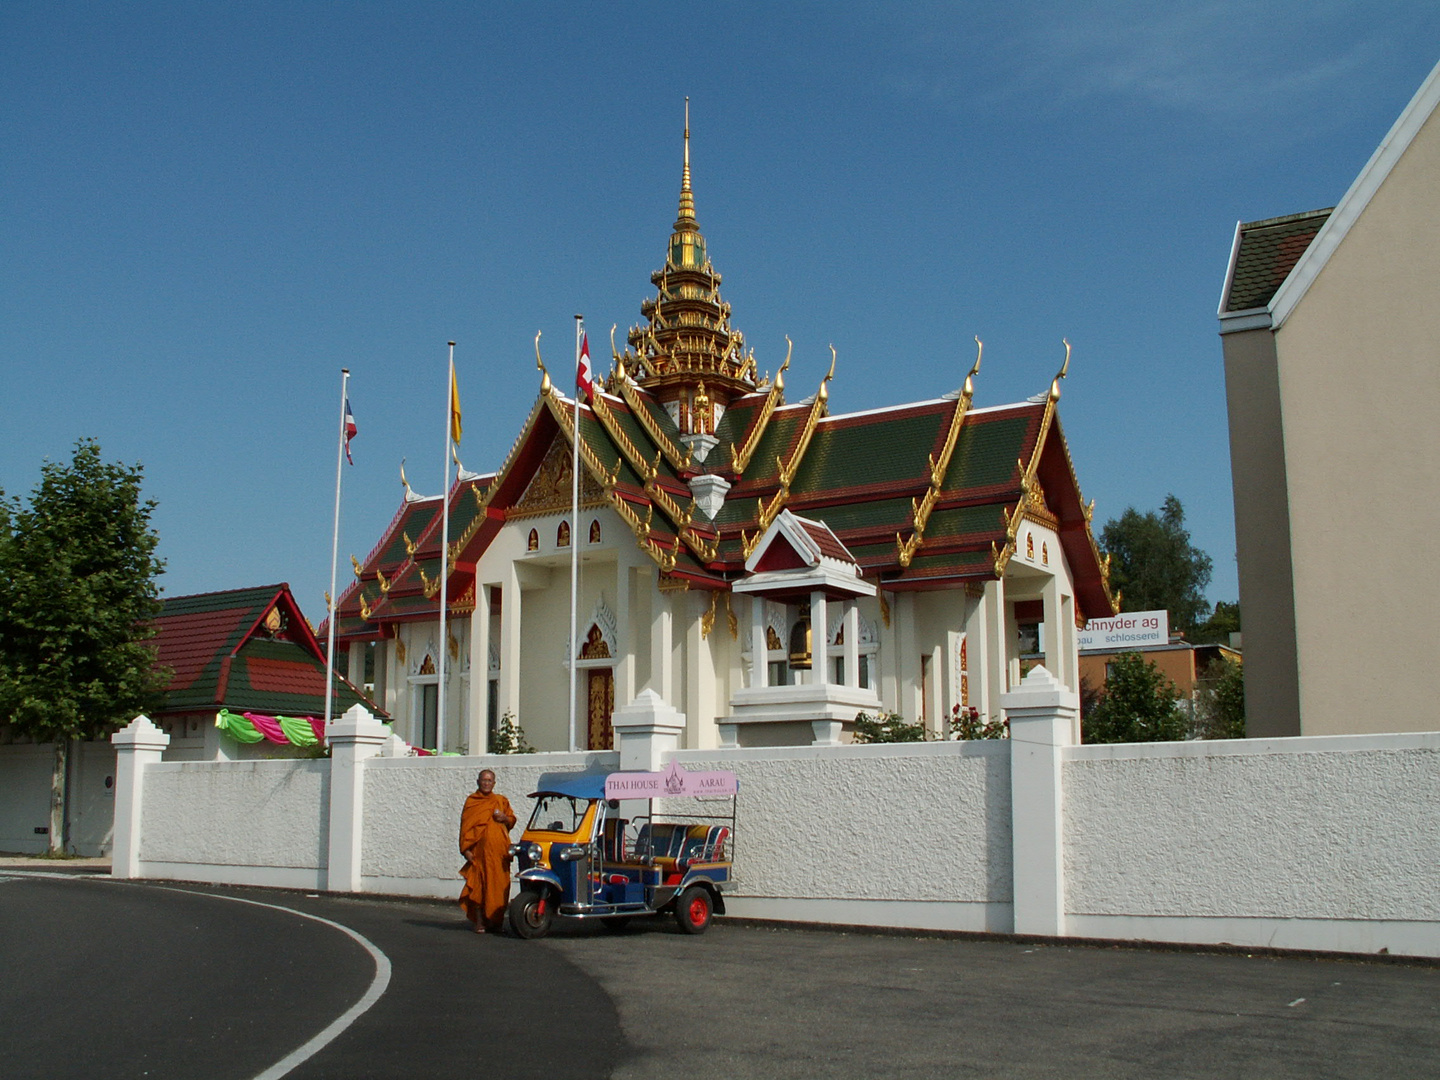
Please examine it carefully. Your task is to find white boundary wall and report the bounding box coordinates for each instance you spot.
[107,677,1440,958]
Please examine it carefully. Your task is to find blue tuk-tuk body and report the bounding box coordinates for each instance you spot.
[507,770,736,938]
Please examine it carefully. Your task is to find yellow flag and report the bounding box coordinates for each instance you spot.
[449,360,462,444]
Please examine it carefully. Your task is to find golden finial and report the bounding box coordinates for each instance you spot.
[678,97,694,222]
[609,323,619,365]
[400,458,414,499]
[350,554,363,579]
[403,530,416,557]
[535,330,551,394]
[817,344,836,404]
[1050,338,1071,402]
[376,567,390,594]
[358,594,372,620]
[966,337,983,397]
[324,590,332,610]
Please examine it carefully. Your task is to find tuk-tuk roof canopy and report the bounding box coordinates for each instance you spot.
[530,771,610,800]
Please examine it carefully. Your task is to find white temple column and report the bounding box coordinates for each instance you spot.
[1042,575,1064,689]
[650,575,674,705]
[684,591,716,749]
[468,584,492,753]
[615,564,636,708]
[810,590,829,687]
[499,564,523,724]
[896,592,919,721]
[984,577,1008,716]
[750,593,768,689]
[843,600,860,688]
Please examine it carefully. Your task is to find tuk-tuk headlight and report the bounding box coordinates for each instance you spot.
[507,844,519,858]
[525,842,544,863]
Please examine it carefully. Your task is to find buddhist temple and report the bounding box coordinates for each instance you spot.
[326,112,1116,753]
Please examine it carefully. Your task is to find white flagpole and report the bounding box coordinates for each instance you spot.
[438,342,454,755]
[324,368,350,733]
[569,315,583,753]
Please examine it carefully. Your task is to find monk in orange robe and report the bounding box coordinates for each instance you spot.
[459,769,517,933]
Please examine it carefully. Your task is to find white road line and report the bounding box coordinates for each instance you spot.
[150,886,393,1080]
[4,871,393,1080]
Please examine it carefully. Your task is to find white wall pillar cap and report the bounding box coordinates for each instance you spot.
[112,714,170,751]
[326,703,391,745]
[611,688,686,733]
[1000,664,1079,713]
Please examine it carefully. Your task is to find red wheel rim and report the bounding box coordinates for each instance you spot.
[688,895,708,925]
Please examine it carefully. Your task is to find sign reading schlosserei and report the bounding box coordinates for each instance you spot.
[1078,610,1169,651]
[605,759,738,799]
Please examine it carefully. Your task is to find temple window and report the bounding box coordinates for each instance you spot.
[589,519,602,543]
[527,529,539,552]
[557,520,571,548]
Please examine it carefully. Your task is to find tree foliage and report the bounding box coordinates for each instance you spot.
[1081,652,1188,744]
[1192,658,1245,740]
[0,440,167,741]
[1190,600,1241,646]
[1100,495,1213,637]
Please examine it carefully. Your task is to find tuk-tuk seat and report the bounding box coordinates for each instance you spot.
[676,825,730,870]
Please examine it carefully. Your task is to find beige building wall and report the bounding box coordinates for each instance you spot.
[1271,107,1440,734]
[1220,326,1301,735]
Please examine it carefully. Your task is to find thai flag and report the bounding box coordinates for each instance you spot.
[344,396,358,465]
[576,331,594,400]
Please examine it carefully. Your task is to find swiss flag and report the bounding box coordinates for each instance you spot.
[576,332,594,400]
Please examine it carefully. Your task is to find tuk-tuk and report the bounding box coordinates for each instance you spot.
[506,767,737,938]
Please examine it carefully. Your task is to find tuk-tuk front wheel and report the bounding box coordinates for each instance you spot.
[674,885,713,935]
[508,887,554,939]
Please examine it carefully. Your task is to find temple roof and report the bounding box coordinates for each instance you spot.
[329,122,1115,641]
[155,584,381,718]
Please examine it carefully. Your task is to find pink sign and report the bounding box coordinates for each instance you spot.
[605,760,738,800]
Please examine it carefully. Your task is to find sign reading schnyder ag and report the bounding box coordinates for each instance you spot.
[1078,610,1169,651]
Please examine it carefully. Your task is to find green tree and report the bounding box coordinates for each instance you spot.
[1192,658,1245,740]
[1100,495,1213,637]
[1081,652,1188,744]
[1190,600,1241,646]
[0,440,167,852]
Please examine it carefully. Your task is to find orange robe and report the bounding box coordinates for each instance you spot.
[459,790,516,930]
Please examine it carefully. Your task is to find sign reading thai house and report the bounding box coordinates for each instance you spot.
[605,760,738,799]
[1078,610,1169,651]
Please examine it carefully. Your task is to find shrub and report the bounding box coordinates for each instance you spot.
[492,712,536,754]
[1081,652,1188,744]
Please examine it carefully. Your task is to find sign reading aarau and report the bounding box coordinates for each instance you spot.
[1078,610,1169,651]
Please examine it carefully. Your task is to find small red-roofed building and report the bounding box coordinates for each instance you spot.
[152,584,384,760]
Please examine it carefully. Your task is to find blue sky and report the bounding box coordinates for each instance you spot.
[3,3,1437,622]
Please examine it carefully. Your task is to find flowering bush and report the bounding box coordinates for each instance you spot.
[948,704,1009,740]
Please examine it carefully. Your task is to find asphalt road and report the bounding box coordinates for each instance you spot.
[3,870,1438,1079]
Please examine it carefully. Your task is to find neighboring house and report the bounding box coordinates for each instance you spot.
[1077,638,1241,705]
[327,123,1116,753]
[1217,59,1440,736]
[153,584,383,760]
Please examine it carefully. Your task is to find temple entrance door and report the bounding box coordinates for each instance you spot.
[587,667,614,750]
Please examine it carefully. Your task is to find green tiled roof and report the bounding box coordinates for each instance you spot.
[941,412,1034,494]
[793,407,946,495]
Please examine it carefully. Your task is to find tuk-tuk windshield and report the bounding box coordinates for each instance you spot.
[527,794,590,834]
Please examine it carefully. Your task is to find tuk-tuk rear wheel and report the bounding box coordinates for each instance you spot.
[508,887,554,940]
[674,885,713,935]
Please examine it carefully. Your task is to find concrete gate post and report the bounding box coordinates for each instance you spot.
[110,715,170,879]
[612,689,686,772]
[1001,665,1077,937]
[325,703,390,893]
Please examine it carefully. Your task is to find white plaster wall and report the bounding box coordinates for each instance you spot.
[138,760,329,871]
[0,744,55,853]
[360,751,617,896]
[1064,734,1440,923]
[679,741,1012,905]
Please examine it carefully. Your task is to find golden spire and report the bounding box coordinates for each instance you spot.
[678,97,694,224]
